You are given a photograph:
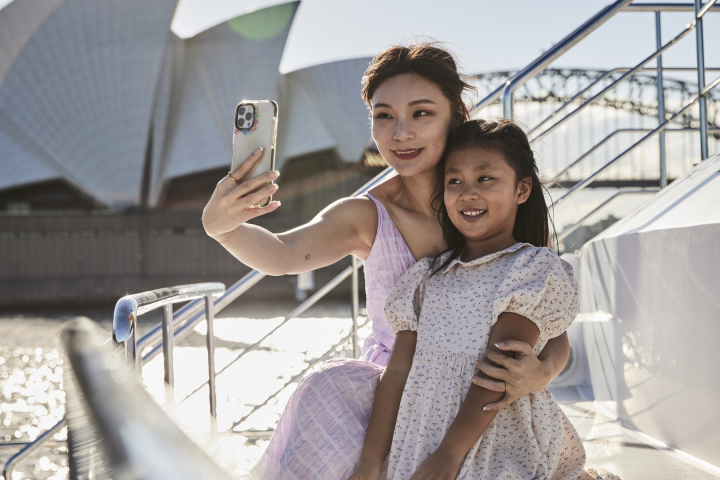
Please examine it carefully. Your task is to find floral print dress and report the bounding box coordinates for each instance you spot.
[382,243,585,480]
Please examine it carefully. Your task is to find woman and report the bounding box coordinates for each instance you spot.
[202,42,571,479]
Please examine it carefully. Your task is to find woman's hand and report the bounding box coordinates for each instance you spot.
[471,340,553,412]
[201,147,281,241]
[346,459,382,480]
[408,450,463,480]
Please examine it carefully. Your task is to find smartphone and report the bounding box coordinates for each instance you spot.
[231,100,278,207]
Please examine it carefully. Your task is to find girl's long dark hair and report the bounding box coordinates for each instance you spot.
[432,119,557,274]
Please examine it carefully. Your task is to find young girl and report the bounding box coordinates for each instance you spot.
[350,119,585,480]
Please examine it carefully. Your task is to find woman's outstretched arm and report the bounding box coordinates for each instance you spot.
[202,149,377,275]
[408,312,541,480]
[471,331,569,411]
[348,331,418,480]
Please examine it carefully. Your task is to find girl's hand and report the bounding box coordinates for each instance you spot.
[408,450,463,480]
[201,147,281,241]
[471,340,552,412]
[346,459,382,480]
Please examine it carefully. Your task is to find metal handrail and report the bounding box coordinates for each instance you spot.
[469,0,632,115]
[177,261,363,405]
[527,67,720,137]
[500,0,720,119]
[500,0,634,118]
[2,418,67,479]
[624,2,720,11]
[552,75,720,206]
[551,127,720,183]
[229,316,371,432]
[113,283,225,368]
[557,188,660,244]
[530,6,714,145]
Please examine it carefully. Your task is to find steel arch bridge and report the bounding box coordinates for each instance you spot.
[470,68,720,187]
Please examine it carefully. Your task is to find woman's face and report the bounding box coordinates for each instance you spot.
[443,147,531,244]
[371,73,453,177]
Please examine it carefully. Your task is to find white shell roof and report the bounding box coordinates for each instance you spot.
[0,0,176,206]
[0,0,372,207]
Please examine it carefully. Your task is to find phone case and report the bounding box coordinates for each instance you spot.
[231,100,278,207]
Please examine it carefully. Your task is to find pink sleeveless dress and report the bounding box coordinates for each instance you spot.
[251,193,417,480]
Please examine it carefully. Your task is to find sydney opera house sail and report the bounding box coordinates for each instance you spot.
[0,0,377,210]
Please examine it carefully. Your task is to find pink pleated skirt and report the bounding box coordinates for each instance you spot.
[251,357,385,479]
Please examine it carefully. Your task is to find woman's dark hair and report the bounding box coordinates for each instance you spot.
[432,119,557,274]
[361,41,476,129]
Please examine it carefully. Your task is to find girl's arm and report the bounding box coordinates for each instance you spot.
[348,331,418,480]
[408,312,541,480]
[470,331,569,411]
[202,149,377,275]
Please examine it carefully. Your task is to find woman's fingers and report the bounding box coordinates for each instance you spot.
[470,375,506,392]
[484,350,514,369]
[239,201,281,222]
[234,169,280,198]
[482,393,514,412]
[242,183,279,207]
[231,146,264,177]
[476,361,510,381]
[494,340,534,357]
[222,147,265,189]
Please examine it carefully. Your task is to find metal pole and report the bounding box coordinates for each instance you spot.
[656,12,667,187]
[503,86,514,119]
[695,0,709,160]
[204,295,217,424]
[161,304,175,407]
[3,418,67,479]
[351,257,360,359]
[131,318,139,374]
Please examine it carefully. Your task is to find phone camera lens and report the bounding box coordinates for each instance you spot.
[245,112,253,121]
[238,106,246,115]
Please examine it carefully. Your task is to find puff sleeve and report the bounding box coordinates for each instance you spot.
[492,247,578,342]
[383,258,433,335]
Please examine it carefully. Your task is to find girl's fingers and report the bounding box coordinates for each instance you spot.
[494,340,534,357]
[234,170,280,198]
[484,350,514,369]
[482,393,514,412]
[477,361,510,381]
[470,376,506,392]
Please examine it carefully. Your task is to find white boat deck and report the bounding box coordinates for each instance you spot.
[552,387,720,479]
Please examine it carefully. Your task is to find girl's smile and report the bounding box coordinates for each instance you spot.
[460,208,487,223]
[444,147,531,260]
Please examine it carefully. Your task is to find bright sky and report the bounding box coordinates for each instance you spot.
[170,0,720,76]
[3,0,717,75]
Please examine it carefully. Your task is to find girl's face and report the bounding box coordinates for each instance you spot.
[371,74,453,177]
[444,147,531,245]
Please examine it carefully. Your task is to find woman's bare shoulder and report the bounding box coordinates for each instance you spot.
[315,195,379,249]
